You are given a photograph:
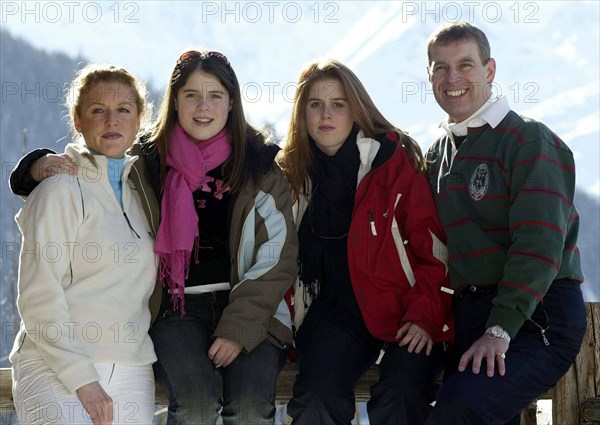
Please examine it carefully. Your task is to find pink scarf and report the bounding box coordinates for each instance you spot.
[155,122,232,313]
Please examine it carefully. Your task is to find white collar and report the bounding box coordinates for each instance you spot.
[439,96,511,137]
[355,130,380,187]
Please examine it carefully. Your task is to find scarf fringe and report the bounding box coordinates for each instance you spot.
[157,235,200,315]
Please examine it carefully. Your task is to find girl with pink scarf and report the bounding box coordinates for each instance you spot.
[146,50,298,425]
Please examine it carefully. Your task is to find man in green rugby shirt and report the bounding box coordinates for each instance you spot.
[423,21,586,425]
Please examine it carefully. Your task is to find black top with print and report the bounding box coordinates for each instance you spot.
[185,167,232,287]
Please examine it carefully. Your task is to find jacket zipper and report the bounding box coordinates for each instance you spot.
[367,210,375,268]
[369,211,377,236]
[123,211,141,239]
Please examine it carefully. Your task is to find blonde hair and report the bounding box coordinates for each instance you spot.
[278,59,424,201]
[66,64,151,164]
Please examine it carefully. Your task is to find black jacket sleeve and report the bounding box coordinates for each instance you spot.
[9,148,55,196]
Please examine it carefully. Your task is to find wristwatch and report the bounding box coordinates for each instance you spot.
[485,325,511,342]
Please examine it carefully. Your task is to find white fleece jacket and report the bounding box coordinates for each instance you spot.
[10,144,157,393]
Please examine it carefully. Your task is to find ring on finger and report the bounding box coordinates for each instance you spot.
[497,352,506,359]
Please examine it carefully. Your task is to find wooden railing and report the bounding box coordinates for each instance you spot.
[1,302,599,424]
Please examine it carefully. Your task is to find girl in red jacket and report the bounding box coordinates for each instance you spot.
[278,59,453,425]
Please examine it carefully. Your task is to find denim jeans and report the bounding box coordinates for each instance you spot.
[149,292,287,425]
[425,280,586,425]
[287,299,442,425]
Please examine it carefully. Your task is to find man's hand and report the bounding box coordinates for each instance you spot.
[208,337,243,367]
[458,334,510,377]
[76,381,113,425]
[31,153,78,182]
[395,322,433,355]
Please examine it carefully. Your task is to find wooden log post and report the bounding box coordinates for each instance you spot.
[581,397,600,425]
[0,366,13,415]
[553,302,599,424]
[520,401,539,425]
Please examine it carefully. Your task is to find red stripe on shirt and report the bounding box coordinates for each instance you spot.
[510,220,565,235]
[515,154,575,172]
[449,246,503,261]
[508,250,560,271]
[554,136,562,148]
[437,191,449,202]
[500,280,543,301]
[483,193,510,200]
[447,185,468,193]
[446,217,473,228]
[439,186,468,201]
[518,187,573,207]
[467,125,489,134]
[494,127,526,145]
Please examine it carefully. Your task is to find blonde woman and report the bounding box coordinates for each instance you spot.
[10,64,157,425]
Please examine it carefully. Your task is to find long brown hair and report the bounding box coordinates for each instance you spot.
[278,59,424,201]
[150,50,268,192]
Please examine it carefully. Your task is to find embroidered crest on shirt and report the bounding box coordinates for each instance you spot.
[469,164,489,201]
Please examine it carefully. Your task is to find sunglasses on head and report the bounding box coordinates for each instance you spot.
[178,50,229,65]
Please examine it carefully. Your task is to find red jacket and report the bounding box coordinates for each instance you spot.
[293,131,454,343]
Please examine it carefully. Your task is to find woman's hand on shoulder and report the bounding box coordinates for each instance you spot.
[76,381,113,425]
[208,337,243,368]
[31,153,78,182]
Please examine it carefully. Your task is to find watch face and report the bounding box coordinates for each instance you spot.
[486,326,504,338]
